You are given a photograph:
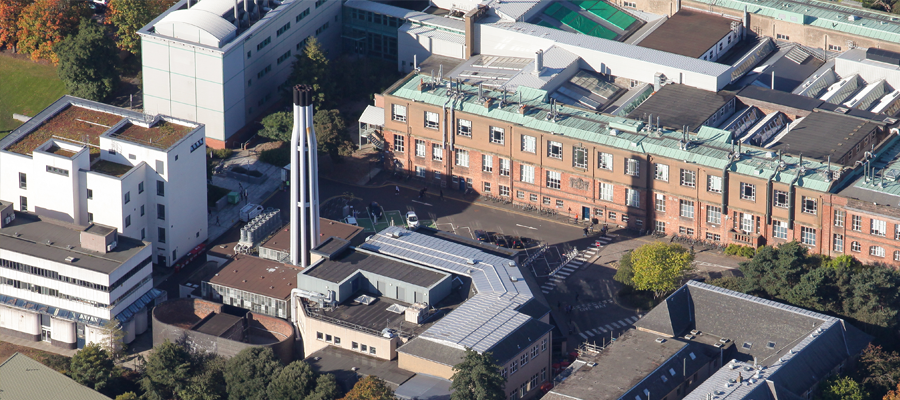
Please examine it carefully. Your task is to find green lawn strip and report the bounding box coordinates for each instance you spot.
[356,217,376,232]
[0,55,67,135]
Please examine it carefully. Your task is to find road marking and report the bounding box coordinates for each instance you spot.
[542,290,550,294]
[411,200,432,206]
[604,324,614,331]
[585,330,595,337]
[610,321,621,328]
[561,267,576,272]
[596,327,607,333]
[515,224,538,230]
[569,261,583,266]
[628,316,639,323]
[579,332,588,339]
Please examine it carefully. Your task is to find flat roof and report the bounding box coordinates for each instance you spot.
[0,353,111,400]
[193,313,242,336]
[637,9,735,59]
[0,212,147,274]
[5,105,120,156]
[767,110,883,161]
[110,120,195,150]
[628,84,735,131]
[208,256,301,299]
[91,160,134,177]
[260,218,364,252]
[306,346,416,390]
[306,249,449,287]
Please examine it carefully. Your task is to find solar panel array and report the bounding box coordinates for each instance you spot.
[361,226,534,352]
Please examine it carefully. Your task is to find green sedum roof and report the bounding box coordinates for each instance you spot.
[390,75,842,192]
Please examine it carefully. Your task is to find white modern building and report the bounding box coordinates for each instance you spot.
[0,200,162,349]
[138,0,342,148]
[0,96,208,267]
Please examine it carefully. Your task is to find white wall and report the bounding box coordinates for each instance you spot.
[0,306,39,335]
[50,317,75,344]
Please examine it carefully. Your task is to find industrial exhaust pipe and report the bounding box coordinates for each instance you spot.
[290,85,320,268]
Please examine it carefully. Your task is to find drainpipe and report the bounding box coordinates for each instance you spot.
[764,166,780,225]
[787,155,803,230]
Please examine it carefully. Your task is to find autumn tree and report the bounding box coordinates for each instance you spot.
[16,0,88,63]
[885,382,900,400]
[0,0,29,51]
[56,18,120,101]
[817,376,867,400]
[340,376,395,400]
[630,242,694,299]
[289,37,335,109]
[106,0,151,54]
[147,0,179,15]
[450,348,506,400]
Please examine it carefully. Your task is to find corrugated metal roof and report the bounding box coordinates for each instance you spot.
[155,8,238,44]
[390,75,841,191]
[486,0,544,21]
[0,353,111,400]
[190,0,234,16]
[504,46,580,91]
[360,226,533,353]
[689,0,900,42]
[345,0,465,32]
[401,23,465,45]
[484,20,732,76]
[359,105,385,126]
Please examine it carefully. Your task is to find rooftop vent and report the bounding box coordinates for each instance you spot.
[714,343,725,348]
[684,334,695,340]
[719,338,731,344]
[467,259,477,265]
[690,329,701,335]
[507,261,516,268]
[655,338,666,343]
[46,240,53,245]
[65,256,76,263]
[510,276,519,282]
[767,341,776,349]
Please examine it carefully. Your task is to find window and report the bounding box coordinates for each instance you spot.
[157,180,165,196]
[740,213,753,233]
[707,205,722,225]
[277,50,292,65]
[315,0,327,7]
[599,182,613,202]
[530,193,538,202]
[573,147,588,169]
[740,182,756,201]
[415,166,425,178]
[370,347,376,355]
[256,64,272,79]
[46,166,69,177]
[776,33,790,40]
[89,213,94,222]
[547,141,562,159]
[499,158,510,176]
[896,224,900,240]
[141,228,145,240]
[432,144,443,161]
[802,197,817,215]
[624,1,636,7]
[541,338,548,352]
[499,185,510,197]
[655,220,666,234]
[124,191,131,204]
[608,211,616,221]
[655,194,666,212]
[140,205,145,216]
[157,204,165,220]
[360,344,367,352]
[625,158,640,177]
[517,190,525,199]
[655,164,669,181]
[546,170,561,189]
[415,139,426,157]
[296,8,310,22]
[434,171,442,180]
[773,190,788,208]
[773,220,787,239]
[680,200,694,219]
[852,215,862,232]
[707,175,722,193]
[18,173,26,189]
[626,189,640,208]
[871,219,887,237]
[138,182,144,194]
[391,104,407,122]
[276,22,291,36]
[681,169,696,187]
[543,196,551,205]
[679,227,694,236]
[256,36,271,51]
[482,155,493,173]
[86,189,93,200]
[393,135,405,152]
[520,164,534,184]
[317,332,324,340]
[800,226,816,246]
[598,152,613,170]
[352,342,359,350]
[706,232,721,242]
[483,182,491,193]
[521,135,536,152]
[851,241,861,252]
[455,149,469,167]
[833,234,844,253]
[520,353,528,366]
[895,250,900,261]
[457,119,472,137]
[315,22,330,35]
[833,210,844,226]
[158,227,166,244]
[510,360,518,374]
[828,44,842,51]
[490,126,505,144]
[325,334,333,342]
[124,215,131,228]
[870,246,886,257]
[424,111,439,129]
[334,337,341,345]
[520,383,527,397]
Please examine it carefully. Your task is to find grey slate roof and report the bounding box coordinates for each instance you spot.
[628,84,735,131]
[306,246,449,287]
[361,226,533,355]
[397,337,467,367]
[394,373,452,400]
[0,353,110,400]
[767,110,884,161]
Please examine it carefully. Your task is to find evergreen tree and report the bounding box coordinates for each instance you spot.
[313,109,351,160]
[267,360,318,400]
[106,0,152,54]
[180,357,227,400]
[55,18,120,101]
[288,37,334,109]
[629,242,694,299]
[307,374,341,400]
[140,340,196,400]
[817,376,867,400]
[224,347,283,400]
[450,348,506,400]
[70,343,113,391]
[257,111,292,142]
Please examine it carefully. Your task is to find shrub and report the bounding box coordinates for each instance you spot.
[739,246,756,259]
[725,244,741,256]
[211,148,233,159]
[259,145,290,167]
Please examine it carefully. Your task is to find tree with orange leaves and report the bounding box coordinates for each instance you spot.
[0,0,29,51]
[15,0,89,63]
[886,383,900,400]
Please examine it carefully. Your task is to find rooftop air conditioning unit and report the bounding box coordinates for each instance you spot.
[65,256,76,263]
[467,259,477,265]
[655,338,666,343]
[107,241,117,252]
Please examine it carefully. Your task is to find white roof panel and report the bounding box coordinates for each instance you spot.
[155,8,237,46]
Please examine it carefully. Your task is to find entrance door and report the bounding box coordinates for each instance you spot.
[396,286,406,302]
[582,206,591,221]
[459,176,466,192]
[41,327,51,342]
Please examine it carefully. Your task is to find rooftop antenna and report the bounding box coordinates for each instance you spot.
[656,116,660,132]
[478,82,484,101]
[647,114,652,131]
[826,155,832,181]
[439,64,443,83]
[799,153,806,174]
[431,70,435,89]
[518,91,522,105]
[501,90,506,107]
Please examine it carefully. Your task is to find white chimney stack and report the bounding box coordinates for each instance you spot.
[533,49,544,76]
[290,85,321,268]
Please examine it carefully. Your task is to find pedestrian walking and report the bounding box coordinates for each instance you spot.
[583,227,588,237]
[439,189,444,201]
[216,216,220,226]
[395,185,400,195]
[575,293,580,302]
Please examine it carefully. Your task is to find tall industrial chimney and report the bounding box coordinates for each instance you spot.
[533,49,544,76]
[290,85,321,268]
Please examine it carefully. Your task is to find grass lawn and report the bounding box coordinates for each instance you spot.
[0,54,67,136]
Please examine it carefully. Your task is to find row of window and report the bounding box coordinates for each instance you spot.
[834,210,900,239]
[507,368,547,400]
[315,332,377,355]
[501,338,547,378]
[0,276,109,309]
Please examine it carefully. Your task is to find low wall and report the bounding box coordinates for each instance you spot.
[152,298,294,364]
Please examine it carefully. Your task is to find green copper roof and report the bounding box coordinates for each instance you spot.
[689,0,900,42]
[390,75,842,192]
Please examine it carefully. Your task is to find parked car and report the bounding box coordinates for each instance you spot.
[343,216,358,226]
[474,230,491,242]
[492,234,510,248]
[369,202,383,220]
[406,211,419,230]
[508,237,526,249]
